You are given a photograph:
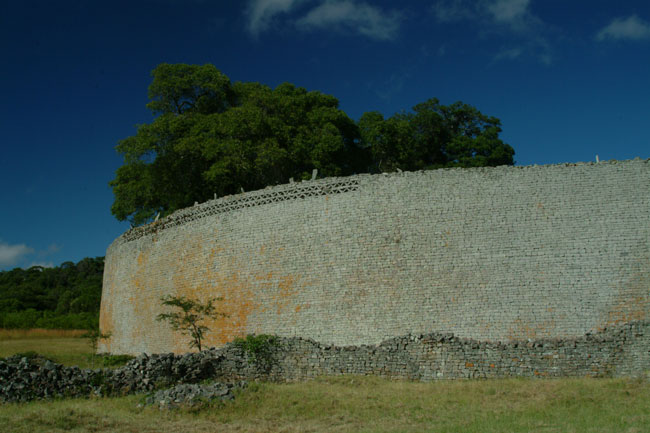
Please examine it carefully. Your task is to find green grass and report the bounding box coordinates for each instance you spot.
[0,329,87,339]
[0,329,130,369]
[0,335,648,432]
[0,337,93,368]
[0,376,648,432]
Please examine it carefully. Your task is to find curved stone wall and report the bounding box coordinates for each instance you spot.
[99,159,650,355]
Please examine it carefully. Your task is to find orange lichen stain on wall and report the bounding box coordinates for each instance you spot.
[136,250,147,266]
[98,257,117,352]
[98,283,115,353]
[127,247,185,353]
[253,267,307,324]
[118,230,313,353]
[255,271,273,282]
[131,250,150,293]
[98,306,113,352]
[273,275,298,314]
[507,318,557,340]
[601,296,648,330]
[173,243,258,348]
[126,250,151,347]
[535,202,550,219]
[196,272,258,348]
[156,237,239,352]
[98,291,115,351]
[601,262,649,330]
[189,237,259,348]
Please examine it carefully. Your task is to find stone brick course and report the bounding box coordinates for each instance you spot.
[99,157,650,376]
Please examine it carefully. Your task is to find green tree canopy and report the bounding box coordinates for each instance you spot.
[0,257,104,329]
[358,98,514,172]
[110,64,362,225]
[111,63,514,226]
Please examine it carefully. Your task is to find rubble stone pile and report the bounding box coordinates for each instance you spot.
[145,381,247,409]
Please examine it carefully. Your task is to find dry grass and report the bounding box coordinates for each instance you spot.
[0,330,93,367]
[0,329,87,339]
[0,376,648,433]
[1,336,648,432]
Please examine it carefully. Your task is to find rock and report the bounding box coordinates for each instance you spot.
[145,381,247,410]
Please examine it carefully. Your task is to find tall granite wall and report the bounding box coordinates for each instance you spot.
[99,159,650,358]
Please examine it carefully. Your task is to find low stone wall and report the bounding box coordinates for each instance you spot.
[2,321,647,403]
[257,321,649,381]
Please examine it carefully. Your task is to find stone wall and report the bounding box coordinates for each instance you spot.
[99,159,650,359]
[259,321,650,381]
[4,321,648,403]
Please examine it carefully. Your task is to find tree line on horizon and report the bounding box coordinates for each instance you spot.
[110,63,515,226]
[0,257,104,329]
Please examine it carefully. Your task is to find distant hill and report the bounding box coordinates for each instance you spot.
[0,257,104,329]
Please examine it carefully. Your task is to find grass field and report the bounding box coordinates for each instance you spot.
[1,333,648,433]
[0,329,95,368]
[0,329,87,339]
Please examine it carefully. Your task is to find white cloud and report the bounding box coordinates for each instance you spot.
[48,243,61,253]
[296,1,401,40]
[0,241,34,267]
[245,0,401,40]
[43,243,61,255]
[486,0,529,24]
[246,0,309,36]
[432,0,476,22]
[596,15,650,41]
[494,47,523,61]
[433,0,552,64]
[433,0,533,30]
[29,262,54,269]
[538,51,551,65]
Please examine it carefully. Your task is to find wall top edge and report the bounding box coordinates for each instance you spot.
[268,319,650,348]
[107,157,649,249]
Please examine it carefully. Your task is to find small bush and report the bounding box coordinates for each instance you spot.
[90,371,105,387]
[100,354,135,367]
[6,351,56,365]
[232,334,279,371]
[156,295,227,351]
[13,350,40,359]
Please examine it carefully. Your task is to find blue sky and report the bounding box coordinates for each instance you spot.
[1,0,649,271]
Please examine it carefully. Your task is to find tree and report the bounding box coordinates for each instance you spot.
[156,295,227,352]
[0,257,105,330]
[111,63,515,226]
[359,98,514,172]
[82,328,111,368]
[147,62,236,116]
[358,111,414,172]
[111,64,362,226]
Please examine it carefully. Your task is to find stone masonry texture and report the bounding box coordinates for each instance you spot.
[2,321,648,404]
[99,159,650,377]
